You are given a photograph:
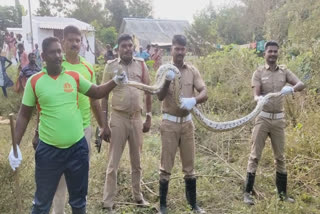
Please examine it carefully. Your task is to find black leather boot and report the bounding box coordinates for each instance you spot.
[276,172,294,203]
[159,179,169,214]
[243,172,255,205]
[185,178,206,213]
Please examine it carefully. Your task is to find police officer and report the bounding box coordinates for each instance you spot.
[101,34,152,213]
[244,41,305,205]
[157,35,208,214]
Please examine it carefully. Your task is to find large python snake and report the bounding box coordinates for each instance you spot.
[126,64,282,132]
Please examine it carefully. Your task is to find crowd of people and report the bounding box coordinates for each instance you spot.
[104,42,163,71]
[0,31,43,97]
[4,23,305,214]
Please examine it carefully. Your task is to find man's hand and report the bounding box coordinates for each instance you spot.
[100,125,111,142]
[281,86,294,95]
[180,97,197,111]
[165,70,175,81]
[142,117,151,133]
[112,72,128,85]
[32,131,39,150]
[8,145,22,171]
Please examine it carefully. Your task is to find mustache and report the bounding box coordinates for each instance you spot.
[71,45,79,50]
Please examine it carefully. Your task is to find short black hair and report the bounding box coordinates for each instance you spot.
[63,25,81,39]
[17,43,24,49]
[42,37,60,53]
[172,35,187,46]
[117,34,132,45]
[264,40,279,50]
[28,52,35,58]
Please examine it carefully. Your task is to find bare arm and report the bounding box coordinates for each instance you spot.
[85,80,117,99]
[15,104,34,146]
[145,93,152,114]
[5,57,12,69]
[195,86,208,104]
[253,85,261,100]
[288,79,305,92]
[100,93,111,142]
[101,94,109,123]
[157,80,171,101]
[90,98,105,129]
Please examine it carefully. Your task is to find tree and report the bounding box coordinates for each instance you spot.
[105,0,129,30]
[36,0,72,16]
[36,0,52,16]
[127,0,152,18]
[70,0,108,26]
[105,0,153,30]
[91,20,118,46]
[186,3,219,55]
[216,6,247,44]
[0,6,21,46]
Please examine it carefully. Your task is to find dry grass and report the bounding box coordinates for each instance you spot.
[1,57,320,214]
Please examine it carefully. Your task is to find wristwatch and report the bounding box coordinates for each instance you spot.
[146,112,152,117]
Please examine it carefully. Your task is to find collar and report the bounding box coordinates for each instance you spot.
[264,63,279,71]
[42,66,65,75]
[118,57,135,65]
[62,55,84,64]
[172,61,188,69]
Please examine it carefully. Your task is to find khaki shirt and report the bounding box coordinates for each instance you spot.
[162,63,206,117]
[252,64,300,113]
[102,57,150,114]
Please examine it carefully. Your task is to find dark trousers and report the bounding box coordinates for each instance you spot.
[1,87,7,97]
[31,137,89,214]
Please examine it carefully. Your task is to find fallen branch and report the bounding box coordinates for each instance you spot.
[141,179,158,197]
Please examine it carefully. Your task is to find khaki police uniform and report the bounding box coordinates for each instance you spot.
[102,57,150,208]
[160,63,206,181]
[247,64,300,174]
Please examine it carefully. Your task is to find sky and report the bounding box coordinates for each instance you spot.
[3,0,238,23]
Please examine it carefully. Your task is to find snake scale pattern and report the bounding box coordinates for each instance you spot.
[126,64,281,132]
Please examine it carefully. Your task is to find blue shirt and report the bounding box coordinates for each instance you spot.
[135,51,150,60]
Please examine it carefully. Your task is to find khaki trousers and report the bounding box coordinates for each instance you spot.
[159,119,196,181]
[247,116,287,174]
[102,111,144,208]
[51,126,92,214]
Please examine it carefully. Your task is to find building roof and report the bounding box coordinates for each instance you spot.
[119,18,190,47]
[31,16,94,31]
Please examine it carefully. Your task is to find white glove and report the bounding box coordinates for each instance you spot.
[281,86,294,95]
[180,97,197,111]
[254,95,263,102]
[8,145,22,171]
[113,72,128,85]
[165,70,175,81]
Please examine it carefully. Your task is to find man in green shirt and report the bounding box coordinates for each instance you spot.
[51,25,108,214]
[8,37,127,214]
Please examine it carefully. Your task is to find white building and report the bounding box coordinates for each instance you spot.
[10,16,95,64]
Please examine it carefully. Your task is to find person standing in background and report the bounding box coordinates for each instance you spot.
[33,43,42,69]
[0,47,13,98]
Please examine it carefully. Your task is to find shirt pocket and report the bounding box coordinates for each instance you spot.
[276,76,286,91]
[261,76,272,92]
[129,72,142,82]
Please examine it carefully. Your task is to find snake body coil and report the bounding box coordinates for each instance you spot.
[126,64,281,132]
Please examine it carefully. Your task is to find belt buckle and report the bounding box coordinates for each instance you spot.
[272,113,278,120]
